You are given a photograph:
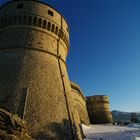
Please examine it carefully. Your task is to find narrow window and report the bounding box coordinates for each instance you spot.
[61,31,64,39]
[17,87,29,119]
[0,19,2,28]
[18,15,22,24]
[58,29,62,37]
[48,10,53,16]
[47,22,51,31]
[66,27,69,33]
[51,24,55,32]
[4,18,7,27]
[8,16,12,26]
[28,16,32,25]
[23,15,27,25]
[38,18,42,27]
[64,35,67,43]
[13,15,17,25]
[55,26,58,35]
[43,20,47,29]
[0,19,3,28]
[33,17,37,26]
[66,39,68,46]
[17,3,24,9]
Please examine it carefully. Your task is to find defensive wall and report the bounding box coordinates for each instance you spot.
[0,0,114,139]
[86,95,113,124]
[0,0,83,139]
[70,81,90,125]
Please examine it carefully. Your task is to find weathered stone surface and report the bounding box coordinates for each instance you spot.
[71,82,90,125]
[0,0,83,139]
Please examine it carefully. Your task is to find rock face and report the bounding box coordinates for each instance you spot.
[0,108,34,140]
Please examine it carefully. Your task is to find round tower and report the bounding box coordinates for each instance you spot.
[0,0,83,139]
[86,95,113,124]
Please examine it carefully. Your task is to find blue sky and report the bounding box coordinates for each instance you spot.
[1,0,140,112]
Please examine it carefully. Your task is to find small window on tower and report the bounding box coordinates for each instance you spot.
[66,27,69,33]
[48,10,54,16]
[17,3,24,9]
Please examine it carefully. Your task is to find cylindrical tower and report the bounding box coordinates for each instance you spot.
[86,95,113,124]
[0,0,83,139]
[71,81,90,125]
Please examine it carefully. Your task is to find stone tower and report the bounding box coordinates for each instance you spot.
[0,0,83,139]
[86,95,113,124]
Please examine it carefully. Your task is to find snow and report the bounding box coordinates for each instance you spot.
[82,124,140,140]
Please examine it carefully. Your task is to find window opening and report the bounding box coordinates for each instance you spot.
[48,10,54,16]
[17,4,24,9]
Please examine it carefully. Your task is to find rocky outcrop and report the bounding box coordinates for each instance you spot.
[0,108,34,140]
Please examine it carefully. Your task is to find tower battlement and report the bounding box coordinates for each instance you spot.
[0,0,69,58]
[86,95,110,105]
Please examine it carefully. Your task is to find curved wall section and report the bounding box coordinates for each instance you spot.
[0,1,83,139]
[86,95,113,124]
[71,81,90,125]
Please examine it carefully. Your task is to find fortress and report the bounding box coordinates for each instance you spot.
[0,0,113,140]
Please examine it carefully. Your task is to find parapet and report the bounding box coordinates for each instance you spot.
[0,0,69,49]
[86,95,110,109]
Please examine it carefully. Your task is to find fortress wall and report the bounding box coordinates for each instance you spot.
[71,82,90,125]
[0,1,83,139]
[86,95,113,124]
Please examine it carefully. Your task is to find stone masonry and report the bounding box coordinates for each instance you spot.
[0,0,83,139]
[86,95,113,124]
[71,81,90,125]
[0,0,114,139]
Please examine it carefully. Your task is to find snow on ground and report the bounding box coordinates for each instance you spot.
[82,124,140,140]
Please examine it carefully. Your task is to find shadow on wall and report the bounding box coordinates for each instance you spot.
[33,119,85,140]
[34,119,72,140]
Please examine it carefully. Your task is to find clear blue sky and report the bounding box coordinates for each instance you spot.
[1,0,140,112]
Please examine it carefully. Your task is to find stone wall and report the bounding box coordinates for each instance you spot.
[0,0,83,139]
[86,95,113,124]
[71,82,90,125]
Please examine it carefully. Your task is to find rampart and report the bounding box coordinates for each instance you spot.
[71,81,90,125]
[0,0,83,139]
[86,95,113,124]
[0,0,115,139]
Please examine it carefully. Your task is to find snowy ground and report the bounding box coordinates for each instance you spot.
[82,124,140,140]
